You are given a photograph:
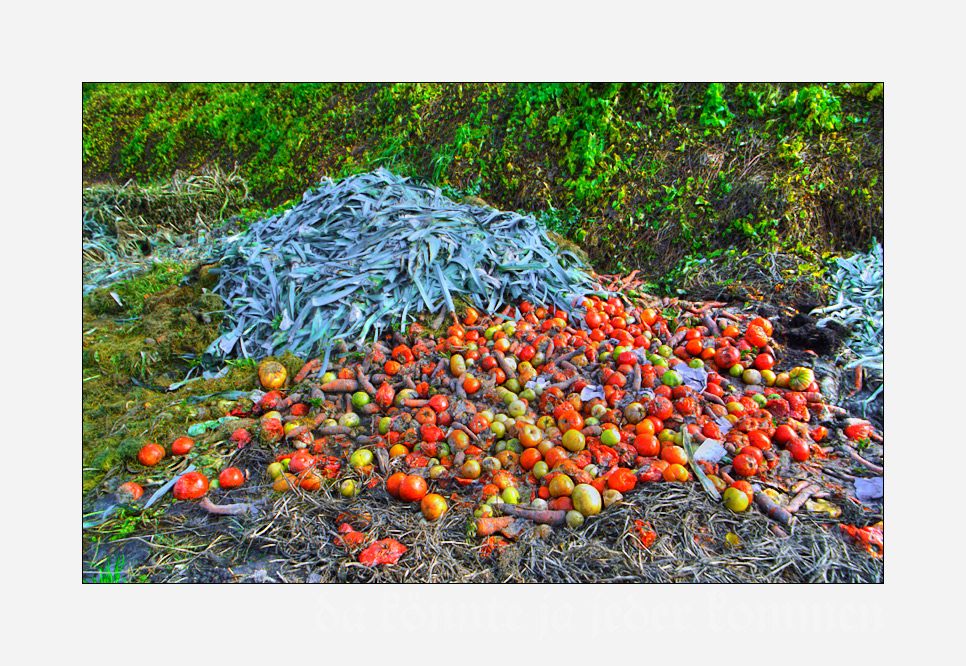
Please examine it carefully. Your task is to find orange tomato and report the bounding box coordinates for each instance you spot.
[750,317,773,337]
[398,475,428,502]
[462,307,480,326]
[607,468,637,493]
[662,463,690,483]
[660,444,688,466]
[633,433,660,457]
[420,493,448,520]
[519,448,542,470]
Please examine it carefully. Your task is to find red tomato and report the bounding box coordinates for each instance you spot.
[753,353,775,371]
[608,468,637,493]
[773,424,796,445]
[786,438,810,462]
[399,475,428,502]
[714,346,740,369]
[171,437,195,456]
[137,443,165,466]
[173,471,209,500]
[744,324,769,348]
[218,467,245,489]
[732,453,759,477]
[738,445,764,464]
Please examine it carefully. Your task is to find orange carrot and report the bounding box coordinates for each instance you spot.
[294,359,321,384]
[320,379,359,393]
[493,503,567,526]
[474,516,515,537]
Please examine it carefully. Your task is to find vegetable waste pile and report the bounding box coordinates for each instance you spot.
[83,173,884,583]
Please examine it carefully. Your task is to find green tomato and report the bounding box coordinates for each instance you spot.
[503,391,518,406]
[505,438,521,453]
[378,417,392,435]
[688,358,704,369]
[658,345,673,358]
[653,357,669,368]
[729,363,745,378]
[484,326,499,340]
[321,371,336,384]
[339,412,360,428]
[490,421,506,438]
[501,487,521,504]
[584,416,600,426]
[600,427,621,447]
[267,462,285,480]
[519,388,537,403]
[437,442,451,458]
[613,345,628,358]
[532,461,549,479]
[339,479,357,498]
[508,399,527,418]
[565,510,585,529]
[722,487,750,512]
[474,504,494,519]
[662,370,683,388]
[351,391,371,409]
[505,378,522,394]
[562,429,586,452]
[752,393,767,407]
[350,448,374,468]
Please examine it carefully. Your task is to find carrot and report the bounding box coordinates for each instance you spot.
[785,484,820,513]
[200,496,262,516]
[356,366,377,396]
[492,350,517,380]
[752,490,795,528]
[319,379,359,393]
[294,359,321,384]
[277,392,304,411]
[473,516,516,537]
[844,447,883,475]
[358,403,380,415]
[581,425,603,438]
[550,375,578,391]
[451,421,479,442]
[492,503,567,526]
[702,391,726,406]
[318,425,353,436]
[701,314,721,337]
[401,398,429,409]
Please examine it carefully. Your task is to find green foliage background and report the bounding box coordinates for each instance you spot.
[83,82,883,283]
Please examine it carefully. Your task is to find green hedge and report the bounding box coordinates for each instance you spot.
[83,82,883,281]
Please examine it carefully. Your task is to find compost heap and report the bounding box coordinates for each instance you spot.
[203,168,603,370]
[88,174,885,580]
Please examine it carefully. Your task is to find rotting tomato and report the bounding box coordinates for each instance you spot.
[138,443,165,467]
[420,493,448,520]
[607,468,637,493]
[732,453,759,477]
[398,475,428,502]
[116,482,144,504]
[173,471,209,500]
[218,467,245,489]
[171,437,194,456]
[662,463,690,483]
[786,438,810,462]
[386,472,408,499]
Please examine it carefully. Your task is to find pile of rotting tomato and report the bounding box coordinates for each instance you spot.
[131,293,882,561]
